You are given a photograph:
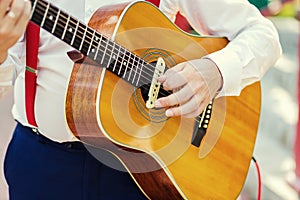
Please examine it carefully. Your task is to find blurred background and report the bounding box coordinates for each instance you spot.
[239,0,300,199]
[0,0,300,199]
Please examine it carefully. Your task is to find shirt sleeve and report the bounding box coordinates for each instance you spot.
[0,35,26,88]
[160,0,282,96]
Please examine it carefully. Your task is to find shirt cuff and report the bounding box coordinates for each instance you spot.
[205,49,242,96]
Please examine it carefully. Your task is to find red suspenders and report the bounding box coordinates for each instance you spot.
[147,0,160,6]
[25,22,40,127]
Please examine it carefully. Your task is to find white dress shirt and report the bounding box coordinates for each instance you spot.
[0,0,281,142]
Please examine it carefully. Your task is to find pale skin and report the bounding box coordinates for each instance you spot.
[155,58,223,118]
[0,0,31,63]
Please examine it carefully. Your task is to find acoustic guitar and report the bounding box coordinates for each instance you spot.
[29,0,261,199]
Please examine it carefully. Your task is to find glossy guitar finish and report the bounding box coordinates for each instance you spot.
[29,1,261,199]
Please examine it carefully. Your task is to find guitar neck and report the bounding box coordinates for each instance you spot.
[29,0,154,87]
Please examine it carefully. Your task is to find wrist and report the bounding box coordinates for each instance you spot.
[214,67,223,98]
[202,57,223,95]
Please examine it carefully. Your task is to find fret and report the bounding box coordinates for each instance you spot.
[136,60,144,87]
[53,11,68,39]
[123,52,135,80]
[118,50,128,76]
[115,47,126,73]
[40,1,50,27]
[110,50,121,73]
[105,41,116,69]
[88,30,99,59]
[30,0,38,20]
[100,38,109,65]
[123,52,132,77]
[70,21,79,46]
[72,22,86,51]
[122,55,130,79]
[52,9,60,33]
[94,36,109,65]
[42,5,59,33]
[87,29,95,56]
[131,56,141,84]
[112,45,121,72]
[106,45,120,73]
[118,62,123,76]
[93,34,102,60]
[131,57,139,86]
[63,17,77,46]
[79,26,87,52]
[94,36,102,61]
[106,44,120,73]
[126,52,136,81]
[61,15,70,40]
[30,1,44,25]
[79,28,92,56]
[127,54,137,82]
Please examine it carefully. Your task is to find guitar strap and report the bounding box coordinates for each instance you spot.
[25,22,40,127]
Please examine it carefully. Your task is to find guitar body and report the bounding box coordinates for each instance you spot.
[65,1,261,199]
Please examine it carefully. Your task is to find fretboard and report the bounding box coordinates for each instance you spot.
[29,0,155,87]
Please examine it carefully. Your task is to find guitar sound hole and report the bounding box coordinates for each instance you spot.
[140,83,151,103]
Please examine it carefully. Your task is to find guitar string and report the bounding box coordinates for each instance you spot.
[33,6,155,81]
[33,1,211,126]
[32,0,211,125]
[33,2,176,101]
[32,4,180,105]
[34,1,165,83]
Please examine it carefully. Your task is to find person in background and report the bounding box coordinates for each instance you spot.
[0,0,281,199]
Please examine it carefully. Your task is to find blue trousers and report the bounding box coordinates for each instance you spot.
[4,123,146,200]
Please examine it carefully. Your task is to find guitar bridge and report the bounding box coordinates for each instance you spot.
[146,57,166,109]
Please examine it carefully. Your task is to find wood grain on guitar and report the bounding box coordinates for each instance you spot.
[29,0,261,199]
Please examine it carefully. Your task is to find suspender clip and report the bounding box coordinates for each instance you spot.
[26,66,38,75]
